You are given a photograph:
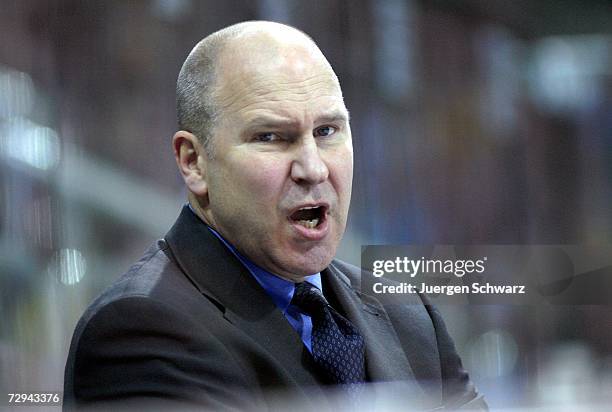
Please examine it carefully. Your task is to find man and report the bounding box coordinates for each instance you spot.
[64,21,487,411]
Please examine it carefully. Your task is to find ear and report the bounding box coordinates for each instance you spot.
[172,130,209,197]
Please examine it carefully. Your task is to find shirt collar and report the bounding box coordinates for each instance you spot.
[186,204,322,313]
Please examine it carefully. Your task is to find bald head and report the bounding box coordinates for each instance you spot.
[176,21,340,156]
[174,21,353,280]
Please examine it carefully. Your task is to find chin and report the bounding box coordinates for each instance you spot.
[285,247,336,277]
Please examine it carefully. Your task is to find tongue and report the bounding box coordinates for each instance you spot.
[291,208,319,221]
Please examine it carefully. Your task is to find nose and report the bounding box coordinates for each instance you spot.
[290,138,329,185]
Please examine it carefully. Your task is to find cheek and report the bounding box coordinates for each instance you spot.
[231,158,287,198]
[255,164,285,185]
[329,151,354,197]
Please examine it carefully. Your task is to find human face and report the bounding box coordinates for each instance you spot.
[201,42,353,281]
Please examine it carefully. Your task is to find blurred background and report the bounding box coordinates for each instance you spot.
[1,0,612,410]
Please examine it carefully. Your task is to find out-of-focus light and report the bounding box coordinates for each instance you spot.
[372,0,416,102]
[0,66,35,119]
[151,0,191,22]
[49,248,87,285]
[537,343,595,405]
[26,195,54,250]
[528,35,612,114]
[1,117,61,171]
[468,329,518,378]
[475,25,521,139]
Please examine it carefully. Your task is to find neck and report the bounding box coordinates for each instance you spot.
[188,195,212,227]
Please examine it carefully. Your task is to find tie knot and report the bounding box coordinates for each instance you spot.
[291,282,328,316]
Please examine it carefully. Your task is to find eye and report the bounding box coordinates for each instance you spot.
[254,132,280,142]
[314,125,336,137]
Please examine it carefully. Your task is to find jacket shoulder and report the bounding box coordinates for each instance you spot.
[63,240,258,410]
[84,239,217,318]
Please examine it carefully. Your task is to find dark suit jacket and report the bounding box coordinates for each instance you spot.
[63,206,487,411]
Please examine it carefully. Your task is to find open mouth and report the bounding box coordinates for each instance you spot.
[289,205,327,229]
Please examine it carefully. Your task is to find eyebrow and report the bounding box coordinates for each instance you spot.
[316,109,350,124]
[245,109,350,130]
[245,116,299,130]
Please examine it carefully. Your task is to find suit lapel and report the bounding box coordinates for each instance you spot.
[164,206,322,388]
[323,263,426,399]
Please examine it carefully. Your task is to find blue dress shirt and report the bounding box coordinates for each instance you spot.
[187,205,321,353]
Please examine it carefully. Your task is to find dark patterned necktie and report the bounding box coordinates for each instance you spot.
[291,282,366,389]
